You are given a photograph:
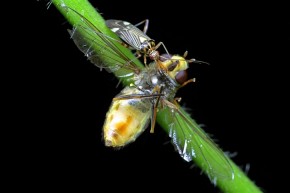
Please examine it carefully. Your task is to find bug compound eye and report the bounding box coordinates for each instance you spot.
[159,54,172,62]
[175,70,188,85]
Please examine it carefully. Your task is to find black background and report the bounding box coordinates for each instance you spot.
[9,0,288,192]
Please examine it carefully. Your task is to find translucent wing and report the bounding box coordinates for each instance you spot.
[163,101,234,182]
[64,6,142,77]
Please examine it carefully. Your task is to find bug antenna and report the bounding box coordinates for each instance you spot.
[187,58,210,65]
[194,59,210,65]
[183,51,210,65]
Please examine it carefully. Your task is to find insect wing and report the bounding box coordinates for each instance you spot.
[106,20,151,50]
[163,102,234,181]
[64,7,142,78]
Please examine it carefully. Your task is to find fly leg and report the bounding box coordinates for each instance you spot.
[180,78,196,88]
[149,85,163,133]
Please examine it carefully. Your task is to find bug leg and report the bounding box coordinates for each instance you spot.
[134,19,149,34]
[124,51,148,67]
[180,78,196,88]
[143,55,148,66]
[131,51,141,59]
[150,86,163,133]
[155,60,169,74]
[155,42,170,56]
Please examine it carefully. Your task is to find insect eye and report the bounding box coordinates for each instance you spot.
[175,70,188,85]
[159,54,172,62]
[167,60,179,71]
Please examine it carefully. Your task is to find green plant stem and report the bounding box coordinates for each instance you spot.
[51,0,263,192]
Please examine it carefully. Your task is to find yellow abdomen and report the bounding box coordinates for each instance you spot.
[103,87,151,147]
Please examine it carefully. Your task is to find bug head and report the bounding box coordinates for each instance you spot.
[159,51,196,85]
[159,51,209,85]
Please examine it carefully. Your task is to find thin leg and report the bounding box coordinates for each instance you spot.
[134,19,149,34]
[154,42,170,56]
[123,51,149,69]
[180,78,196,88]
[150,86,163,133]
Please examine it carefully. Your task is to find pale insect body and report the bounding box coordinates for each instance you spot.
[103,87,152,146]
[63,5,234,181]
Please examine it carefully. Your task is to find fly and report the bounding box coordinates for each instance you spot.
[62,5,234,181]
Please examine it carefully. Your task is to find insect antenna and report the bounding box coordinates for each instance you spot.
[183,51,210,65]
